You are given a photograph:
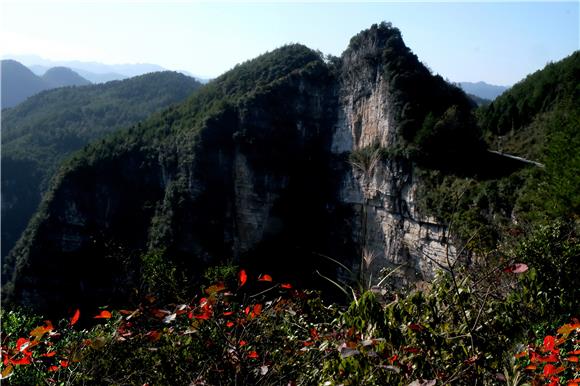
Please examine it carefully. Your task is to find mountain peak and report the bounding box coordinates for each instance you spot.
[42,66,91,88]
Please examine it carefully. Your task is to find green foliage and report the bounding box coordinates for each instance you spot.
[203,262,239,284]
[2,222,578,385]
[540,104,580,217]
[139,248,189,303]
[507,221,580,321]
[479,51,579,138]
[414,105,482,164]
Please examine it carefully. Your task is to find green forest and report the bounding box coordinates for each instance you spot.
[1,23,579,385]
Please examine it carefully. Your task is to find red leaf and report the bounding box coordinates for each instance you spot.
[567,356,579,362]
[223,311,234,316]
[543,364,564,376]
[253,304,263,316]
[239,269,248,287]
[41,352,57,357]
[194,312,211,320]
[226,321,235,328]
[503,263,528,274]
[48,365,59,372]
[389,354,398,363]
[244,306,251,315]
[145,330,161,341]
[258,274,273,282]
[280,283,292,289]
[239,340,247,347]
[30,322,53,340]
[303,341,314,346]
[16,338,30,352]
[60,360,69,368]
[94,310,112,319]
[70,309,80,326]
[247,351,259,359]
[408,323,425,332]
[310,328,319,340]
[543,335,556,351]
[10,356,31,365]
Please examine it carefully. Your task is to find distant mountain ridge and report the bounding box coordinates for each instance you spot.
[7,54,211,83]
[29,64,127,84]
[41,66,92,88]
[459,81,509,100]
[1,60,91,108]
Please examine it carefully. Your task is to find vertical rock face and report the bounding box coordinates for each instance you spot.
[333,27,456,284]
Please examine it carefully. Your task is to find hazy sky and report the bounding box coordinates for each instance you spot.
[1,1,578,85]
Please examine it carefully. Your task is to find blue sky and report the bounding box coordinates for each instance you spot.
[1,1,578,85]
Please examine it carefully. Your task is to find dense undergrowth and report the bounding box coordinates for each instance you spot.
[2,221,578,385]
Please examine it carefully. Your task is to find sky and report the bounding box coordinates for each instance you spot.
[1,1,578,85]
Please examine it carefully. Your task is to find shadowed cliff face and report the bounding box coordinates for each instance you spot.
[332,26,458,285]
[5,24,474,313]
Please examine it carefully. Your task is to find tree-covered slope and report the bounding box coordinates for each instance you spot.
[1,71,202,258]
[478,51,579,159]
[416,51,580,251]
[478,51,580,217]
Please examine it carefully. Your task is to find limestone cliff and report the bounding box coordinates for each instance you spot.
[332,25,458,284]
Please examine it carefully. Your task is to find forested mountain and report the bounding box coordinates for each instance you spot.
[41,66,92,88]
[0,60,92,108]
[1,71,202,259]
[3,23,485,313]
[459,81,508,100]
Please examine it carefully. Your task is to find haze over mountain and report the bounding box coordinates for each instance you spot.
[459,81,509,100]
[29,64,127,84]
[9,55,214,84]
[1,71,202,260]
[8,54,165,76]
[1,60,91,108]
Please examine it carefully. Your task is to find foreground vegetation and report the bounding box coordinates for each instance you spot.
[2,220,578,385]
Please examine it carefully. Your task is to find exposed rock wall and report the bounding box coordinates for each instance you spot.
[334,34,456,284]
